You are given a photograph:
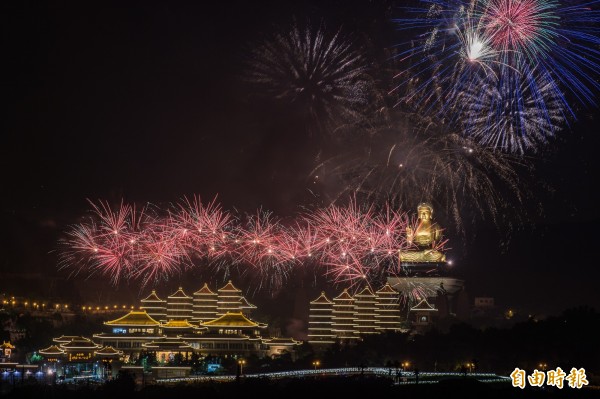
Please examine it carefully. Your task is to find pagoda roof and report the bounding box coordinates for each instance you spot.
[105,311,161,326]
[334,289,354,301]
[142,290,165,302]
[39,345,65,355]
[53,335,81,343]
[410,299,437,312]
[168,287,192,299]
[218,280,241,293]
[95,346,123,356]
[356,287,375,297]
[376,283,398,294]
[60,337,100,349]
[238,297,256,309]
[194,283,216,295]
[310,292,333,304]
[1,341,15,350]
[201,312,265,328]
[161,319,200,329]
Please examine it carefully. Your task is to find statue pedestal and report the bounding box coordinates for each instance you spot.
[387,275,464,296]
[399,261,449,276]
[388,262,464,313]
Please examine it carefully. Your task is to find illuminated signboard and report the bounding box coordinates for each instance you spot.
[68,352,92,361]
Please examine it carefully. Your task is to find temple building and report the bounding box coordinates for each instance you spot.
[375,283,402,331]
[38,337,124,379]
[308,283,403,344]
[307,292,335,345]
[36,281,300,374]
[238,296,257,317]
[409,298,438,333]
[332,289,358,340]
[140,290,167,322]
[167,287,193,321]
[1,341,15,362]
[217,280,243,315]
[354,287,378,335]
[192,283,218,323]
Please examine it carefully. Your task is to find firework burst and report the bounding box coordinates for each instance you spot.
[59,200,152,285]
[458,67,565,152]
[246,20,374,132]
[310,110,530,235]
[393,0,600,153]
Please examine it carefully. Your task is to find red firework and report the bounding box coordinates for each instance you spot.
[483,0,545,53]
[60,197,445,290]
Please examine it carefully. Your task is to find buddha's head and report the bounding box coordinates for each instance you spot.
[417,203,433,221]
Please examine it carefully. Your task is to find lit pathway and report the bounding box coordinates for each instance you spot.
[156,367,511,385]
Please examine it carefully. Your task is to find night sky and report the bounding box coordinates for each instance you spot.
[2,0,600,316]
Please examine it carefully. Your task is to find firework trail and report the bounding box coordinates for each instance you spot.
[310,109,530,235]
[245,20,374,132]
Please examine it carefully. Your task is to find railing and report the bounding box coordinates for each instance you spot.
[156,367,511,384]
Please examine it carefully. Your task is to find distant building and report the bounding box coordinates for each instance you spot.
[217,281,243,315]
[307,292,335,345]
[354,287,378,335]
[36,281,300,375]
[474,297,495,308]
[409,298,438,333]
[308,283,403,344]
[332,289,358,341]
[192,283,218,323]
[374,283,402,332]
[140,290,167,322]
[0,341,15,362]
[167,287,193,321]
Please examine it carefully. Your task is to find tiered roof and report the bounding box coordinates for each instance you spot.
[0,341,15,350]
[168,287,192,299]
[376,283,398,294]
[105,311,161,326]
[161,319,202,329]
[410,298,437,311]
[218,280,241,293]
[60,337,101,349]
[238,297,256,309]
[356,286,376,297]
[53,335,80,343]
[39,345,65,355]
[334,289,354,301]
[310,291,333,304]
[142,290,165,302]
[94,346,123,356]
[194,283,216,295]
[201,312,265,328]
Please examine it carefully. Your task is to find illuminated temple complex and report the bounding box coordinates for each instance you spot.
[36,281,299,378]
[32,204,466,378]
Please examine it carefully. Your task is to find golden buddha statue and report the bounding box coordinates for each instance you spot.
[399,203,446,263]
